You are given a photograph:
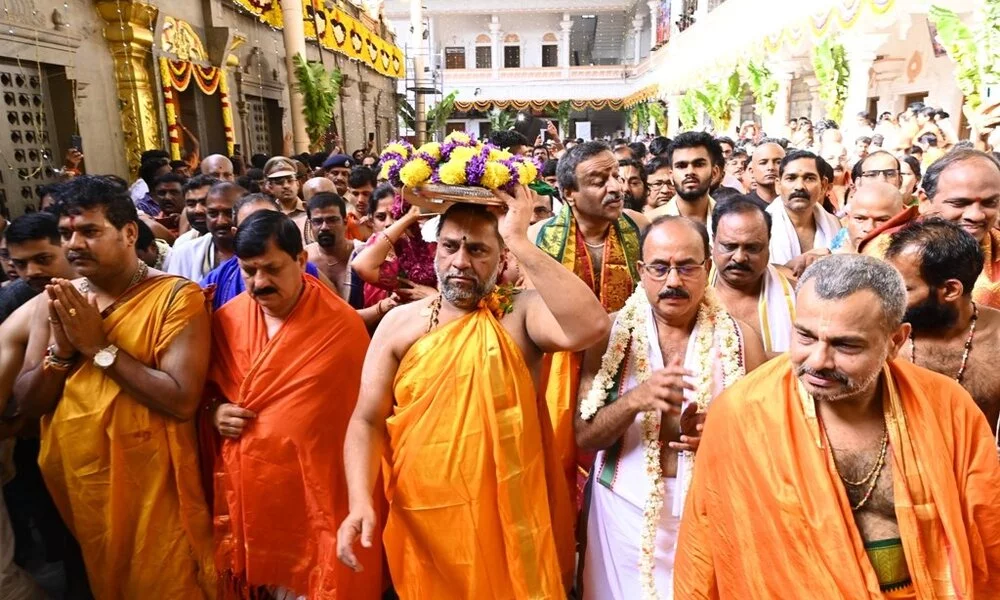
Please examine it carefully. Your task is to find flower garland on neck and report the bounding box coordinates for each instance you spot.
[580,286,743,599]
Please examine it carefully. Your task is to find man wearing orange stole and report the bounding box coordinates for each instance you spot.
[675,255,1000,598]
[530,141,648,507]
[14,176,216,598]
[859,150,1000,310]
[338,186,612,598]
[207,211,381,599]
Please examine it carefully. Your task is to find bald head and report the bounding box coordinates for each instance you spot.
[750,143,785,197]
[846,181,904,248]
[302,177,336,202]
[201,154,235,182]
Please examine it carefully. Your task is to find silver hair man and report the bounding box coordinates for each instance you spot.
[797,253,907,332]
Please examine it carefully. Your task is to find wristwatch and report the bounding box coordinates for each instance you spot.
[93,345,119,369]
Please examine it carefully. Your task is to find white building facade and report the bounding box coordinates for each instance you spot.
[386,0,974,143]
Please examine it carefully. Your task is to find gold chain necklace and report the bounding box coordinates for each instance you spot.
[909,302,978,382]
[822,417,889,511]
[80,261,148,295]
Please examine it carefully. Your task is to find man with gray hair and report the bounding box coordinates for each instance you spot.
[527,140,650,511]
[676,254,1000,597]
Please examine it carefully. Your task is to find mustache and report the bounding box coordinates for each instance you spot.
[252,286,278,297]
[444,268,477,282]
[725,262,752,272]
[789,190,810,200]
[795,365,850,385]
[658,287,689,300]
[66,251,93,262]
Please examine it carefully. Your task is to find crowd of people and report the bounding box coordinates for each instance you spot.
[0,100,998,600]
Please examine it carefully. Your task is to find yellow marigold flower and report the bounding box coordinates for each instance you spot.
[449,146,478,163]
[399,158,433,187]
[517,162,538,184]
[488,149,513,161]
[445,131,472,145]
[417,142,442,160]
[381,143,410,159]
[378,158,397,180]
[438,159,468,185]
[481,161,512,190]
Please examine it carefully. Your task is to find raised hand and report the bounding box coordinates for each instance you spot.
[491,184,533,245]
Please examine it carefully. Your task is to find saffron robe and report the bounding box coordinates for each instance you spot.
[39,277,216,599]
[674,358,1000,598]
[208,275,381,599]
[384,307,574,598]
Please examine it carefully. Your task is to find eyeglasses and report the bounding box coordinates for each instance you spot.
[861,169,900,180]
[310,216,343,227]
[639,259,707,281]
[648,180,673,190]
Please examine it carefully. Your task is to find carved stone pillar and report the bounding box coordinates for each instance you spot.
[95,1,161,177]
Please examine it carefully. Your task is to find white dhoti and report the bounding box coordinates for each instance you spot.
[584,478,679,600]
[582,298,744,598]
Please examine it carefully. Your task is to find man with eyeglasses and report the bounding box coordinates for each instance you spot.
[711,198,795,356]
[643,156,675,216]
[304,192,363,306]
[856,151,903,189]
[264,156,310,244]
[577,215,764,598]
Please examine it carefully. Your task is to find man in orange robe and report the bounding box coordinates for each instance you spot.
[675,254,1000,598]
[860,149,1000,309]
[530,141,647,507]
[13,176,216,598]
[338,189,613,598]
[207,211,381,599]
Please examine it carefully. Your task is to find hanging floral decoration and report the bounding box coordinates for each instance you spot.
[159,57,236,159]
[230,0,405,78]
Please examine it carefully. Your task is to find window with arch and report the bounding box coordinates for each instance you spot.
[503,33,520,68]
[475,33,491,69]
[542,32,559,67]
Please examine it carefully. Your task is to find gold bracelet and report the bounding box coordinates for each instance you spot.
[380,232,394,247]
[43,355,72,372]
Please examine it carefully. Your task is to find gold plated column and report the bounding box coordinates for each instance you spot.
[96,1,161,176]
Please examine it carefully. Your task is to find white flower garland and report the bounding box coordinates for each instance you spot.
[581,287,744,599]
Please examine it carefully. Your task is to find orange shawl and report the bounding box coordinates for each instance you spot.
[973,228,1000,310]
[39,276,215,599]
[385,307,574,598]
[675,357,1000,598]
[208,275,381,599]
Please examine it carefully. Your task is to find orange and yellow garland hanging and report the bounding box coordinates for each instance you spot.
[159,57,235,159]
[230,0,405,79]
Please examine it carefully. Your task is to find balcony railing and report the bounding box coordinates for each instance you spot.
[442,63,648,83]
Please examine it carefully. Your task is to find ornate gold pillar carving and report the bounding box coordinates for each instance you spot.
[95,1,160,176]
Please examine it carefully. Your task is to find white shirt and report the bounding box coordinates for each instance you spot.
[163,234,218,282]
